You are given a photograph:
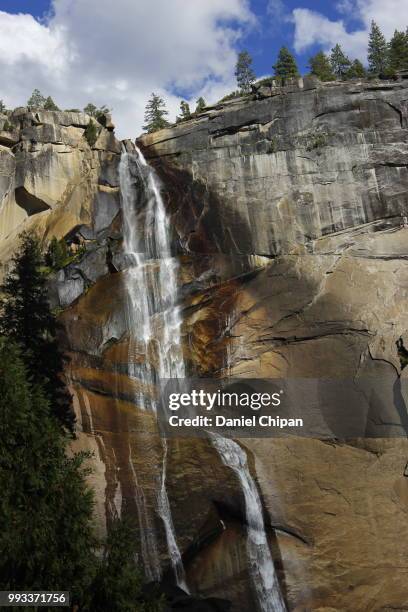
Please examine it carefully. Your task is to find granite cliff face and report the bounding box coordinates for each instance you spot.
[1,78,408,611]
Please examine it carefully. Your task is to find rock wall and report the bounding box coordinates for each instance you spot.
[1,78,408,611]
[138,78,408,611]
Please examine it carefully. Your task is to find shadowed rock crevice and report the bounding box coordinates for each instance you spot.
[15,185,50,215]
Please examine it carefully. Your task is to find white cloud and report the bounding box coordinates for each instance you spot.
[292,0,408,60]
[267,0,286,20]
[293,8,367,58]
[0,0,255,138]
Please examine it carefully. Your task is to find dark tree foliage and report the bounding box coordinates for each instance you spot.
[143,93,170,133]
[308,51,335,81]
[84,103,110,121]
[0,340,96,601]
[177,100,191,122]
[368,20,389,74]
[235,50,256,93]
[45,236,70,270]
[0,232,75,432]
[273,46,299,81]
[195,96,206,113]
[88,518,163,612]
[27,89,46,108]
[84,120,100,147]
[330,44,351,78]
[43,96,60,111]
[346,59,367,79]
[388,29,408,72]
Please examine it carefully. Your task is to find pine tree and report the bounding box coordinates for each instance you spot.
[388,29,408,72]
[84,103,97,117]
[308,51,335,81]
[88,518,163,612]
[84,103,110,120]
[273,46,299,82]
[0,232,75,432]
[330,44,352,79]
[0,340,96,601]
[346,59,366,79]
[235,50,256,93]
[177,100,191,122]
[143,93,170,133]
[43,96,60,111]
[27,89,46,108]
[195,97,206,113]
[368,20,388,74]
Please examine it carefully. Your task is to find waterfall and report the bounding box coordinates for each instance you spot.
[119,144,284,607]
[212,435,286,612]
[119,146,186,587]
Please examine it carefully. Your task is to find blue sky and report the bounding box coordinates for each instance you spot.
[0,0,406,137]
[0,0,370,77]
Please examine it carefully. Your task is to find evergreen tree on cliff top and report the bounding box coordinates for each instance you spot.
[330,44,351,78]
[27,89,46,109]
[346,59,367,79]
[308,51,335,81]
[273,46,299,81]
[43,96,60,111]
[0,232,75,432]
[195,96,206,113]
[368,20,389,74]
[235,50,256,93]
[143,93,169,133]
[0,340,96,600]
[176,100,191,122]
[388,29,408,72]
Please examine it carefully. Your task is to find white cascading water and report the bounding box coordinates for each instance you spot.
[212,434,286,612]
[119,146,186,588]
[120,144,284,608]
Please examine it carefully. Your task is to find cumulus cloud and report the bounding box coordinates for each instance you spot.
[293,0,408,60]
[0,0,254,137]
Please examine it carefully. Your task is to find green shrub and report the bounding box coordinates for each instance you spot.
[45,237,86,271]
[84,120,99,147]
[306,132,328,151]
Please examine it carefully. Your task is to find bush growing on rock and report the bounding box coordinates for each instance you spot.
[84,120,99,147]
